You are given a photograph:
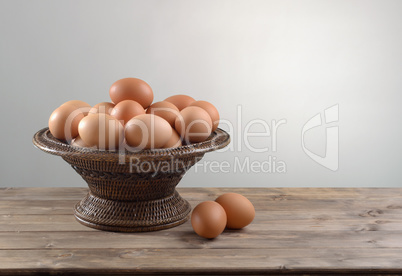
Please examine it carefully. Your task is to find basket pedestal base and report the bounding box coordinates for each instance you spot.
[33,127,230,232]
[74,190,191,232]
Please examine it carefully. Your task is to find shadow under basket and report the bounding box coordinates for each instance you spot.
[32,128,230,232]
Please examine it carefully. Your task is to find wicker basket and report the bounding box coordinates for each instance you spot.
[32,127,230,232]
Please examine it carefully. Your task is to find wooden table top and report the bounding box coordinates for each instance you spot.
[1,187,402,275]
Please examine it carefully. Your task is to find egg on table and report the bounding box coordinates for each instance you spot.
[191,201,227,239]
[215,193,255,229]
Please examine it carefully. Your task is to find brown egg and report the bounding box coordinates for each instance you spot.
[109,78,154,108]
[125,114,172,149]
[191,201,227,239]
[215,193,255,229]
[189,101,220,132]
[175,106,212,143]
[61,100,91,116]
[70,135,90,148]
[164,94,195,111]
[163,129,182,148]
[89,102,115,115]
[48,104,85,141]
[78,113,124,150]
[111,100,145,125]
[146,101,179,127]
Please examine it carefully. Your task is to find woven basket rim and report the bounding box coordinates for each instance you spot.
[32,127,230,161]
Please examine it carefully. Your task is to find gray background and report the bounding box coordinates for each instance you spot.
[1,0,401,187]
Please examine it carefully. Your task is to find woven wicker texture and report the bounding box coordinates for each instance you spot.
[33,127,230,232]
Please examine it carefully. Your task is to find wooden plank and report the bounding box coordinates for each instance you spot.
[0,187,88,200]
[180,187,402,200]
[0,248,401,273]
[1,212,402,232]
[0,214,94,232]
[2,187,402,200]
[1,229,402,250]
[1,187,402,274]
[2,198,402,214]
[1,196,402,215]
[0,200,77,215]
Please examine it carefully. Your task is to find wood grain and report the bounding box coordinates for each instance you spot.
[0,187,402,275]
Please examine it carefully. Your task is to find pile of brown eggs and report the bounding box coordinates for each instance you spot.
[191,193,255,239]
[48,78,220,150]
